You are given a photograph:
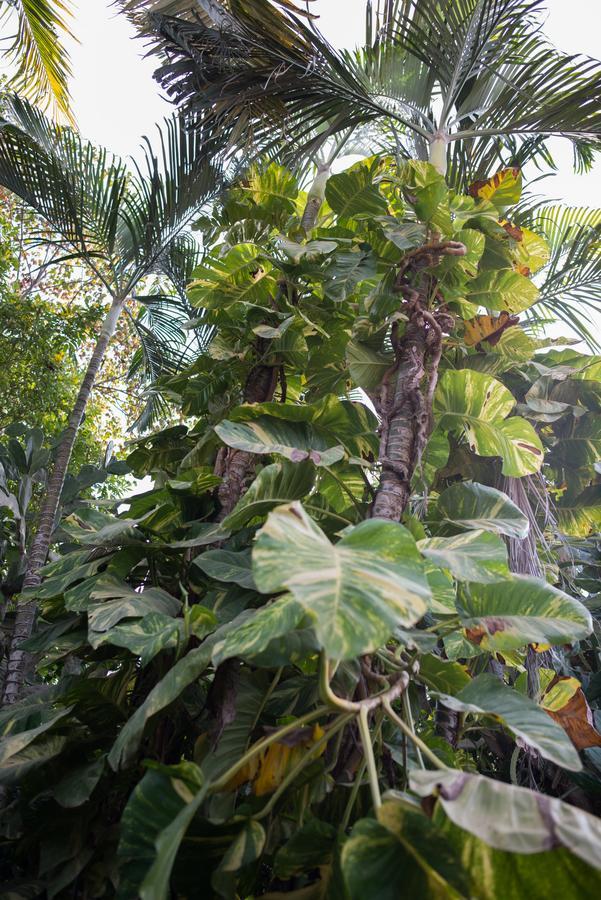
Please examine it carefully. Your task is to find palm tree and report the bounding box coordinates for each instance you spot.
[0,94,223,702]
[121,0,601,179]
[0,0,75,121]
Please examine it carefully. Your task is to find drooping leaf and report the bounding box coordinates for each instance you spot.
[434,673,581,771]
[542,677,601,750]
[418,530,509,583]
[215,417,344,467]
[436,806,601,900]
[410,769,601,869]
[252,502,430,660]
[457,577,592,653]
[437,482,529,539]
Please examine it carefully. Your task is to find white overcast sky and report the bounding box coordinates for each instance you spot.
[66,0,601,205]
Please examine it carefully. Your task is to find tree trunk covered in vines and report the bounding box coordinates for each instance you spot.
[215,166,331,520]
[2,295,125,704]
[215,358,279,520]
[371,242,464,523]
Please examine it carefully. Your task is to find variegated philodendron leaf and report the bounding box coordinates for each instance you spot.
[456,576,592,652]
[418,530,509,583]
[436,482,529,539]
[252,502,431,660]
[434,370,544,476]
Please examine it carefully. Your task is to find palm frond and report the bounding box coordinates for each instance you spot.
[1,0,75,121]
[117,113,224,293]
[128,0,601,178]
[522,205,601,349]
[0,95,127,286]
[0,96,225,296]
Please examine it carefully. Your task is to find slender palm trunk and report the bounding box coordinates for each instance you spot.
[2,295,125,704]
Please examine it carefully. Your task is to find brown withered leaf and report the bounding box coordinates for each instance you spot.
[543,677,601,750]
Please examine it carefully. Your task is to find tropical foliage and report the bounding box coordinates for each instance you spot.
[2,1,601,897]
[2,157,601,897]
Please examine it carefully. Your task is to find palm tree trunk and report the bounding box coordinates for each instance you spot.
[2,294,125,705]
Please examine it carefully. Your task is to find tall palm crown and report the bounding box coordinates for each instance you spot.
[0,94,222,296]
[121,0,601,184]
[0,94,224,429]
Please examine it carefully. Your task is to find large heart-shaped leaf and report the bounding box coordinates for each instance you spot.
[341,811,469,900]
[410,770,601,869]
[325,166,388,219]
[436,808,601,900]
[456,576,592,652]
[434,673,581,770]
[252,502,431,660]
[221,460,316,532]
[434,370,544,476]
[437,482,529,539]
[468,269,539,314]
[418,531,509,583]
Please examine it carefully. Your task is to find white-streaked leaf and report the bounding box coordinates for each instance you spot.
[437,482,529,539]
[418,531,509,583]
[457,577,592,652]
[252,502,431,660]
[410,770,601,869]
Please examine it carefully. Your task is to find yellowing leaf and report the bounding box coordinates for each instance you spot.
[464,312,520,347]
[512,226,550,275]
[468,168,522,208]
[542,676,601,750]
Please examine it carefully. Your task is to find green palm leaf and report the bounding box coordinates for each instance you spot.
[521,205,601,348]
[0,95,224,296]
[0,0,75,121]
